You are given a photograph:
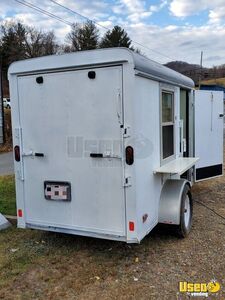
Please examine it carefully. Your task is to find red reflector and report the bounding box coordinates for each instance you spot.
[14,145,21,162]
[129,221,135,231]
[18,209,23,218]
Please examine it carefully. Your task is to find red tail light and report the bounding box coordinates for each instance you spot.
[14,145,20,162]
[126,146,134,165]
[18,209,23,217]
[129,221,135,231]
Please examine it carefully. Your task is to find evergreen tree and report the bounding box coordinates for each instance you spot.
[0,22,27,70]
[0,21,58,68]
[100,26,132,48]
[66,21,99,51]
[0,21,58,95]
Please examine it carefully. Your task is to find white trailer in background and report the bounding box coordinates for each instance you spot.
[0,69,4,144]
[0,213,11,230]
[8,48,224,243]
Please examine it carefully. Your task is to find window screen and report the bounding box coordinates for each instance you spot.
[162,125,174,159]
[161,91,174,160]
[162,92,173,123]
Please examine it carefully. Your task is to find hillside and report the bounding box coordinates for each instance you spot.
[165,61,203,73]
[165,61,225,84]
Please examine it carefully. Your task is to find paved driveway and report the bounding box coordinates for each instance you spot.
[0,152,14,175]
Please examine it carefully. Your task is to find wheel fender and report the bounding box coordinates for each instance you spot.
[158,179,190,225]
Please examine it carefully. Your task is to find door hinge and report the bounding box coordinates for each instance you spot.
[14,127,24,181]
[123,126,131,138]
[124,176,132,187]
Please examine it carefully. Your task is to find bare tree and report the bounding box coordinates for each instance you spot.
[0,21,59,96]
[0,21,58,65]
[25,28,58,58]
[66,23,81,52]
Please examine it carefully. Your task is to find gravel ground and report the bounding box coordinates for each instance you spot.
[0,176,224,300]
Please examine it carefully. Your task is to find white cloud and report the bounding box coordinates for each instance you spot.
[170,0,205,17]
[150,0,167,13]
[116,0,168,23]
[164,25,178,31]
[127,23,225,66]
[118,0,153,22]
[127,11,152,23]
[111,4,125,15]
[97,20,113,28]
[0,0,112,39]
[170,0,225,21]
[119,0,144,14]
[0,0,225,67]
[209,6,225,24]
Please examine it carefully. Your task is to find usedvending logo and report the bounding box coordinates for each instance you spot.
[179,280,221,297]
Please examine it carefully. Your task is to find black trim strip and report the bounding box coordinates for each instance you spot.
[196,164,223,181]
[16,63,125,77]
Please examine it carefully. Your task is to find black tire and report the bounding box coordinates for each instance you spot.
[175,184,193,238]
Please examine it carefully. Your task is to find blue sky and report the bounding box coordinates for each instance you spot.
[1,0,225,67]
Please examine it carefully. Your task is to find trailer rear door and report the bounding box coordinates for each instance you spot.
[194,90,224,181]
[17,66,125,237]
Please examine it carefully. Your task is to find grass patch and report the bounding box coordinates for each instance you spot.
[0,227,47,295]
[0,175,16,215]
[0,177,224,299]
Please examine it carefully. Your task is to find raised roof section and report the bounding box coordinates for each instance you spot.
[8,48,194,89]
[131,50,194,88]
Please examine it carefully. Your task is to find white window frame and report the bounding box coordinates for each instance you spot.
[160,89,175,165]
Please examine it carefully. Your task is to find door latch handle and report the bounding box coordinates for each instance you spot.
[90,153,103,158]
[35,152,44,157]
[22,151,44,157]
[90,152,121,159]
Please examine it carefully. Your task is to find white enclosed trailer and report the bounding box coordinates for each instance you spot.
[8,48,223,243]
[0,68,4,144]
